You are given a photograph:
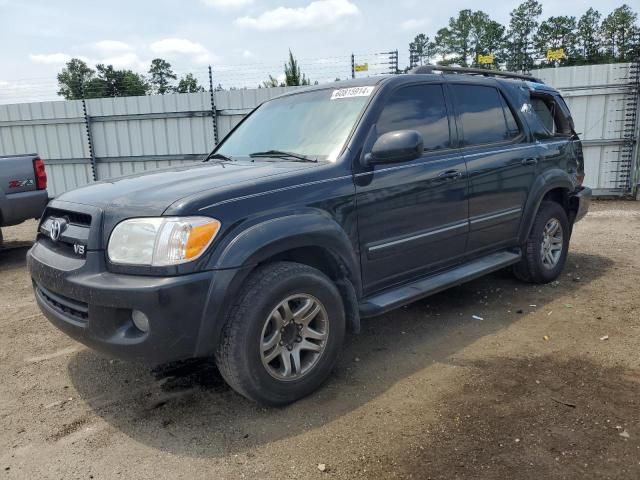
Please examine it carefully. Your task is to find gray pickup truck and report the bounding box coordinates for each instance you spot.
[0,154,48,247]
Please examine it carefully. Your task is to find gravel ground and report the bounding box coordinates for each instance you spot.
[1,200,639,479]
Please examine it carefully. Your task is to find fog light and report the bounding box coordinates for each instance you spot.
[131,310,150,333]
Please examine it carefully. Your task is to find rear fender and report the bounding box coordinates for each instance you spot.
[518,168,574,243]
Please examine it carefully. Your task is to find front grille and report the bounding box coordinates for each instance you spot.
[35,283,88,322]
[43,207,91,227]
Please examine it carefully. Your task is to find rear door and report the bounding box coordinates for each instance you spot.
[450,83,538,255]
[355,83,468,295]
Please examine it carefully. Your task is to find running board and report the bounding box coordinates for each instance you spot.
[359,250,521,317]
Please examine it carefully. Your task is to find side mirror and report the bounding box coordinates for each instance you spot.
[364,130,424,166]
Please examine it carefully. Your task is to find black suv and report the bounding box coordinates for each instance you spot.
[28,67,591,405]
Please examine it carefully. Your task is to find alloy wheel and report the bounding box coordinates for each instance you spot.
[260,294,329,381]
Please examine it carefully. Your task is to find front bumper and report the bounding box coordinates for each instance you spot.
[28,242,220,364]
[571,186,592,223]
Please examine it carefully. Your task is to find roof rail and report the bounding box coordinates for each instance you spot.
[411,65,544,84]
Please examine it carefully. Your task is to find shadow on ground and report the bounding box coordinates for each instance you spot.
[67,252,613,458]
[0,243,32,271]
[350,355,640,480]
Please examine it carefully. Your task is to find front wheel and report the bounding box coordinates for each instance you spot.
[513,201,570,284]
[215,262,345,406]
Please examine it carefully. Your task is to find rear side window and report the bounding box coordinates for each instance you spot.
[531,94,572,137]
[376,84,451,152]
[452,85,521,146]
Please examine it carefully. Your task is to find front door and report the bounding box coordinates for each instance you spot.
[355,83,468,295]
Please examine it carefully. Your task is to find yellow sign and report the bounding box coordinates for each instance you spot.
[355,63,369,72]
[546,48,565,61]
[478,54,494,65]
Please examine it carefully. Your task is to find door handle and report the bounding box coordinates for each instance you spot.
[438,169,463,180]
[522,158,538,166]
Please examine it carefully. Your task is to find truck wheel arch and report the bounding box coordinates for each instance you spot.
[209,212,361,290]
[519,169,574,244]
[195,213,363,354]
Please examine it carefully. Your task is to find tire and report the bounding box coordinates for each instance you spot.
[513,201,570,284]
[215,261,345,406]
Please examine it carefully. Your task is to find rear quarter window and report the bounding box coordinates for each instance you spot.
[530,93,573,137]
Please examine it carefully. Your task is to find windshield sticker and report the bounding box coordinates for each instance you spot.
[331,86,375,100]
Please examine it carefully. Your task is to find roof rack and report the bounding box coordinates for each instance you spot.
[411,65,544,84]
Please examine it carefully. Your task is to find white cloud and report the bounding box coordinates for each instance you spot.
[401,18,431,31]
[242,49,253,58]
[98,53,143,69]
[94,40,132,52]
[235,0,359,31]
[28,53,72,65]
[149,38,214,64]
[201,0,252,8]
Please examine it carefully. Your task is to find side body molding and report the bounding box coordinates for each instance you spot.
[518,167,574,243]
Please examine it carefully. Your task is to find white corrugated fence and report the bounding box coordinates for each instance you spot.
[0,64,638,197]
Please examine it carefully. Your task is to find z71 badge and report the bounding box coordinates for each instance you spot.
[8,179,34,189]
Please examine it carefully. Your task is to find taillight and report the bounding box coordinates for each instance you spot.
[576,174,584,186]
[33,157,47,190]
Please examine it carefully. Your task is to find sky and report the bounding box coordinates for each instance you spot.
[0,0,628,103]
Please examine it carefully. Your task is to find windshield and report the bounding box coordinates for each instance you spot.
[216,87,375,162]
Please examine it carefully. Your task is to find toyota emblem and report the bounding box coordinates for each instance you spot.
[50,219,62,241]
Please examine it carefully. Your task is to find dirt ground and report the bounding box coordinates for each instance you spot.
[1,200,639,480]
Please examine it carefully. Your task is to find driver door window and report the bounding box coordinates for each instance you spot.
[376,84,452,152]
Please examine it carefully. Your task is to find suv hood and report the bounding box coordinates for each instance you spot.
[58,160,315,217]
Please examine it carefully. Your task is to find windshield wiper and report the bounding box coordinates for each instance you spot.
[203,152,233,162]
[249,150,317,163]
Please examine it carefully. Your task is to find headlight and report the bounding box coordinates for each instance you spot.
[107,217,221,266]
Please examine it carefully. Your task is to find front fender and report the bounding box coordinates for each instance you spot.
[193,212,361,355]
[518,168,575,243]
[209,210,361,290]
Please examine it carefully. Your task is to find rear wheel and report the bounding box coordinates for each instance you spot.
[215,262,345,406]
[513,201,570,284]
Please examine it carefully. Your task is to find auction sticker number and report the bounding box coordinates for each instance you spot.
[331,86,375,100]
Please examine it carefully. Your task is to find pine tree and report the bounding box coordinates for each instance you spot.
[284,50,311,86]
[535,16,578,65]
[506,0,543,71]
[148,58,177,95]
[577,8,603,63]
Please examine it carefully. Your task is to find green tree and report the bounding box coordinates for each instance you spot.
[601,4,639,61]
[470,11,505,68]
[84,64,149,98]
[535,16,578,65]
[444,9,475,66]
[176,73,204,93]
[577,8,603,63]
[433,27,454,65]
[57,58,95,100]
[409,33,435,67]
[284,50,311,86]
[262,75,284,88]
[505,0,543,71]
[148,58,177,94]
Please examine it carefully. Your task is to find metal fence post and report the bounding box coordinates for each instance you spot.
[208,65,219,146]
[80,87,97,182]
[391,49,399,74]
